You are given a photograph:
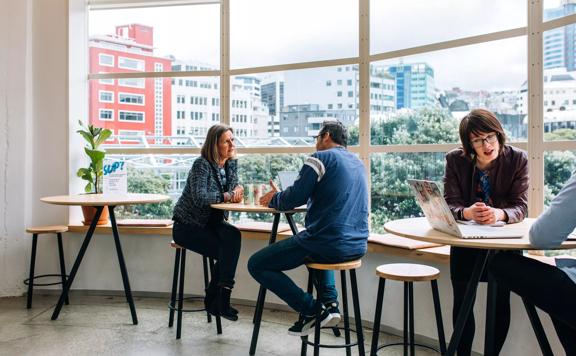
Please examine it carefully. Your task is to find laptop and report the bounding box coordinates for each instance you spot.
[408,179,525,239]
[278,171,299,190]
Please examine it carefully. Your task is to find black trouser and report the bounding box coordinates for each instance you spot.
[450,247,511,356]
[173,219,241,288]
[490,252,576,354]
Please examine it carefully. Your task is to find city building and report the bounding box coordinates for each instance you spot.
[277,65,395,137]
[384,62,435,110]
[89,24,173,143]
[544,0,576,71]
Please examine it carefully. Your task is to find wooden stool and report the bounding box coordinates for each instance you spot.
[168,241,222,339]
[370,263,446,356]
[301,260,364,356]
[24,225,69,309]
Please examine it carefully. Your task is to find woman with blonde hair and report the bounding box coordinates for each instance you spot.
[172,124,244,321]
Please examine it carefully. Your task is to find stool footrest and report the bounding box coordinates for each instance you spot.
[302,338,358,349]
[23,274,69,287]
[376,342,440,354]
[167,296,207,313]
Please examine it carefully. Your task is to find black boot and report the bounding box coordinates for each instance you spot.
[207,286,238,321]
[205,286,238,315]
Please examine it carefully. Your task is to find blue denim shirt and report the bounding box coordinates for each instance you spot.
[529,172,576,284]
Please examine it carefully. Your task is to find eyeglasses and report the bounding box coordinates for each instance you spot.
[313,133,325,140]
[470,133,498,148]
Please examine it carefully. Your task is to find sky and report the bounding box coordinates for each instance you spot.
[89,0,565,92]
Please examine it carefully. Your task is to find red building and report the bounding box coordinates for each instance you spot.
[89,24,172,143]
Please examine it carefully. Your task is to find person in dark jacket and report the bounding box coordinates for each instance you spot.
[443,109,529,355]
[172,124,244,321]
[248,121,369,336]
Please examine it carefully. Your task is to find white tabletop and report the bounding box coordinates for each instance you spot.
[384,217,576,250]
[41,193,170,206]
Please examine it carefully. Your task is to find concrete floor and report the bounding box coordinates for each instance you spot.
[0,294,439,355]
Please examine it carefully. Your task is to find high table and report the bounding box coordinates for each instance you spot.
[384,217,576,356]
[210,203,306,355]
[41,193,169,324]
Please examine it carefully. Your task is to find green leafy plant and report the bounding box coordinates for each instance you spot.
[76,120,112,193]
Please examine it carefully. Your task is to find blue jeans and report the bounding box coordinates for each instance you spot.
[248,237,357,316]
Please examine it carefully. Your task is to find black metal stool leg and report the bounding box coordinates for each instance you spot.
[370,278,386,356]
[26,234,38,309]
[168,248,181,328]
[209,258,222,334]
[431,280,446,355]
[202,256,212,323]
[341,270,352,356]
[56,233,69,305]
[408,282,415,356]
[350,269,365,356]
[403,282,408,356]
[313,269,321,356]
[176,249,186,339]
[300,270,314,356]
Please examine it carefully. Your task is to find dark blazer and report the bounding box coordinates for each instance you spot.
[172,157,239,227]
[443,145,529,223]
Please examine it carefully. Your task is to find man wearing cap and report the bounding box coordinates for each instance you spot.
[248,120,369,336]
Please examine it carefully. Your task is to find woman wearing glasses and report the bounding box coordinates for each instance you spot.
[172,124,244,321]
[443,109,529,355]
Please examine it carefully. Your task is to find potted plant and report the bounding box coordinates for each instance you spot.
[76,120,113,225]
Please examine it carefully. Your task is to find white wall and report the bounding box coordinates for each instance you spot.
[0,0,33,297]
[0,1,565,354]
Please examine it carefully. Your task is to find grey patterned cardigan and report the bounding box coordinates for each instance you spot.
[172,157,239,227]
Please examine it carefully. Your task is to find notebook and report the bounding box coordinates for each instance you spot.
[277,171,299,190]
[408,179,524,239]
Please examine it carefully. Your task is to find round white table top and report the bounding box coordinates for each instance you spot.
[210,202,306,214]
[41,193,170,206]
[384,217,576,250]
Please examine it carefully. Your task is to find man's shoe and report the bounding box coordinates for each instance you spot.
[288,305,331,336]
[324,301,341,327]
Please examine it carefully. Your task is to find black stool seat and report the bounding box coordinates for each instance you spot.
[24,225,69,309]
[301,259,364,356]
[371,263,446,356]
[168,241,222,339]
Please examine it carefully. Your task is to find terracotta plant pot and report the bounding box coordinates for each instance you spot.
[81,205,110,226]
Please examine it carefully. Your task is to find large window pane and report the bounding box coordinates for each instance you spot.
[370,152,446,233]
[232,154,308,224]
[93,77,219,148]
[541,24,576,141]
[544,150,576,205]
[543,150,576,257]
[89,4,220,72]
[371,0,526,54]
[231,66,359,147]
[371,37,527,145]
[544,0,576,23]
[106,154,193,219]
[230,0,358,68]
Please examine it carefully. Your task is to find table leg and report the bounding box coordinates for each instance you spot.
[484,251,497,356]
[446,249,490,356]
[285,213,299,235]
[523,299,553,356]
[51,206,103,320]
[109,206,138,325]
[250,213,281,355]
